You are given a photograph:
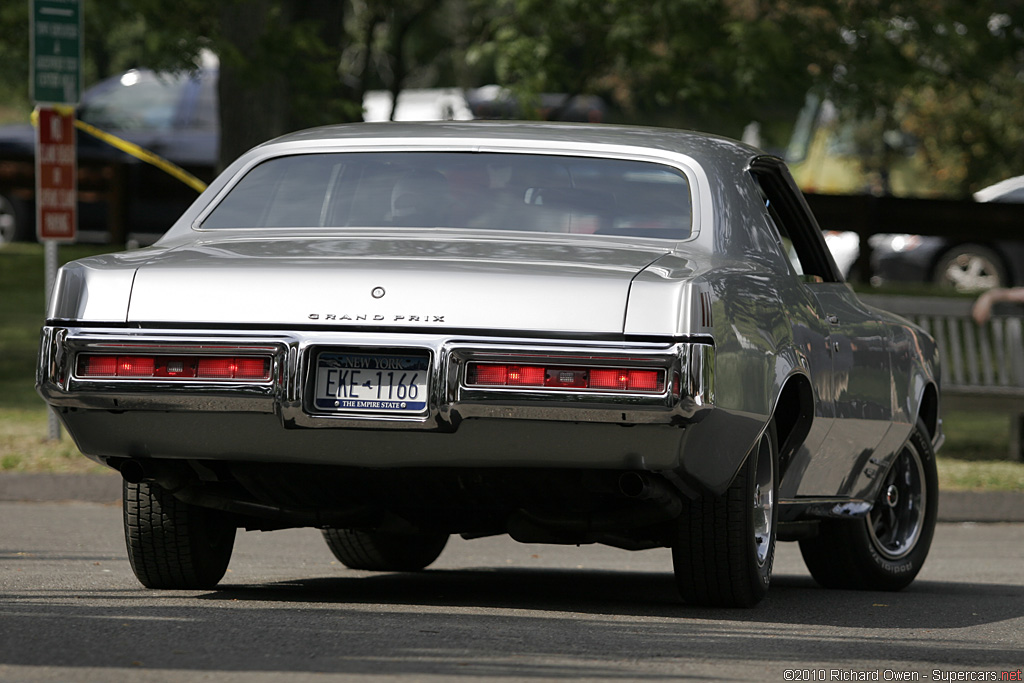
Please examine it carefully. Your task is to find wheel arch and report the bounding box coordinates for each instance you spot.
[915,380,940,445]
[771,370,814,481]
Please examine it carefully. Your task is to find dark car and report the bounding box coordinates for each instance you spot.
[0,64,218,245]
[870,175,1024,292]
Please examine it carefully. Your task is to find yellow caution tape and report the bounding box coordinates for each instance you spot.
[30,107,208,193]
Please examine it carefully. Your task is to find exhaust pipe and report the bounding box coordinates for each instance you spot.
[618,472,684,518]
[119,459,146,484]
[618,471,649,498]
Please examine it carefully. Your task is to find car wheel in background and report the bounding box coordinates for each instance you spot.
[123,480,237,589]
[672,421,778,607]
[0,193,30,245]
[322,528,449,571]
[799,419,937,591]
[933,244,1007,291]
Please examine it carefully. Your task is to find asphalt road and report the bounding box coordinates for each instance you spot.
[1,502,1022,683]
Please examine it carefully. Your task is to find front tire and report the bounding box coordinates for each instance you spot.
[672,421,778,607]
[123,480,237,589]
[799,419,938,591]
[323,528,449,572]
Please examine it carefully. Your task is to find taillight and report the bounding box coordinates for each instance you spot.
[466,362,665,394]
[76,354,271,381]
[589,368,661,391]
[506,365,546,386]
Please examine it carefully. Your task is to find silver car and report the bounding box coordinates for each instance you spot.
[37,122,942,607]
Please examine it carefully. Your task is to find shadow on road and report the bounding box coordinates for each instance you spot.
[2,567,1020,677]
[197,565,1024,630]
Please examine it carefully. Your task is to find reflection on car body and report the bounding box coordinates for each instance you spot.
[37,122,942,607]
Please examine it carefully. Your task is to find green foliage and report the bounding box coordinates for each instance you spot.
[0,1,1021,191]
[483,1,1024,191]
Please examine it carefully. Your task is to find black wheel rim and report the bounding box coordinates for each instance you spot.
[867,441,926,560]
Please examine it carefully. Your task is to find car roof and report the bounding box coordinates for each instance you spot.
[974,174,1024,203]
[258,121,761,170]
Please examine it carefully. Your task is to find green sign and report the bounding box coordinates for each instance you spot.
[30,0,82,105]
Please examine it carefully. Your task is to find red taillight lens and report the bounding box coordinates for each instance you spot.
[197,358,234,379]
[506,365,545,386]
[469,364,546,387]
[116,356,155,377]
[626,369,662,391]
[234,357,270,379]
[473,364,509,385]
[589,368,662,391]
[77,354,270,381]
[589,368,627,390]
[78,355,119,377]
[467,362,664,394]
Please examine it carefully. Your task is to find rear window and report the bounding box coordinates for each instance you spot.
[201,152,692,240]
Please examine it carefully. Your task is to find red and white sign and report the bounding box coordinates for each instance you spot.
[35,106,76,241]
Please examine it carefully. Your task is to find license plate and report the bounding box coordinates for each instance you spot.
[313,351,429,414]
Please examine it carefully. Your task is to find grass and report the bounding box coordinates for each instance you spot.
[1,242,118,475]
[1,243,1022,490]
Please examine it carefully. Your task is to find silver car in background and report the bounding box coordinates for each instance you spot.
[37,122,942,607]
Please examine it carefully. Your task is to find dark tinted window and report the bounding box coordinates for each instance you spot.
[202,152,692,239]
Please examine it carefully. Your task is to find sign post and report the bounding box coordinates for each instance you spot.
[35,106,76,243]
[31,0,82,440]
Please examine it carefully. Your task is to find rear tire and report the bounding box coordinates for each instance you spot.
[322,528,448,571]
[799,419,938,591]
[672,421,778,607]
[123,480,236,589]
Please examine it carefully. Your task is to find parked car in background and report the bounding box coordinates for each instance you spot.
[0,64,219,246]
[37,121,942,607]
[0,64,486,246]
[870,175,1024,291]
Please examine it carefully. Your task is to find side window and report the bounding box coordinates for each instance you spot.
[759,189,804,276]
[751,161,839,283]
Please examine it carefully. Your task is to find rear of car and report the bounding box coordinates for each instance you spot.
[37,122,941,607]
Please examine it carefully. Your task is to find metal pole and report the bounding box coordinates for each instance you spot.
[44,240,61,441]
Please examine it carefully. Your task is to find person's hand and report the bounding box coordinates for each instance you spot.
[972,289,999,325]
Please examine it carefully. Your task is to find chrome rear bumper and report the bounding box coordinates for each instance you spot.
[38,325,715,432]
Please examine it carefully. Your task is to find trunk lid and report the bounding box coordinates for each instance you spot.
[126,235,672,335]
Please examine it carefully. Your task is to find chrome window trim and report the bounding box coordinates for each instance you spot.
[189,139,712,245]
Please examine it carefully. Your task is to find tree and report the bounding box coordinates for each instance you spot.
[2,1,1021,194]
[480,0,1024,195]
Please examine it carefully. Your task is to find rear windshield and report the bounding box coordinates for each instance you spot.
[201,152,692,240]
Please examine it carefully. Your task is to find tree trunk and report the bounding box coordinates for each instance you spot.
[216,1,291,172]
